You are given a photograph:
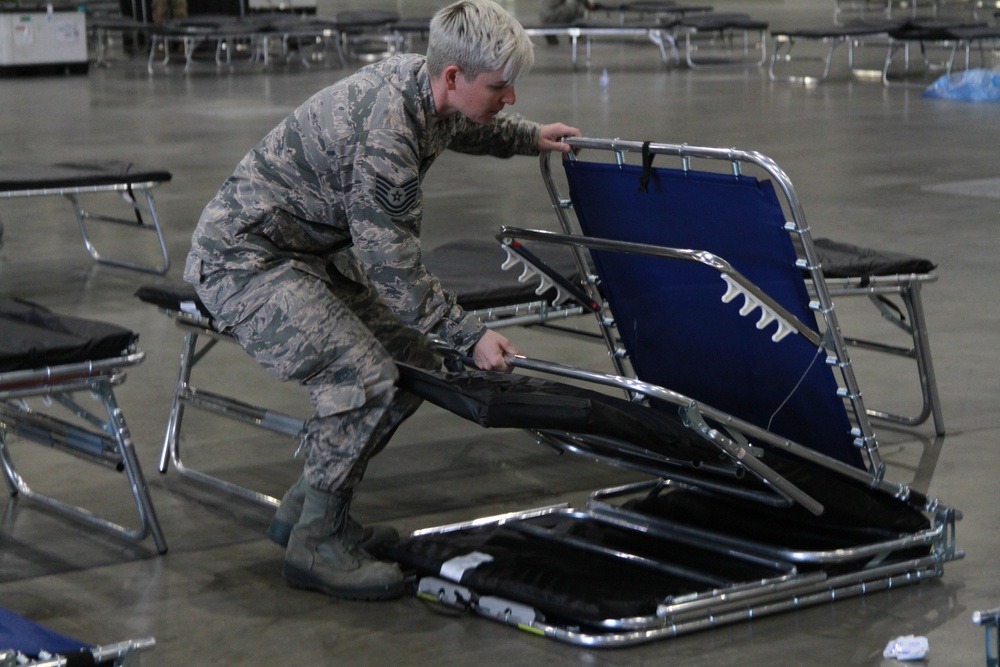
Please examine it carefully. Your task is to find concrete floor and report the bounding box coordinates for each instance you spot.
[1,0,999,664]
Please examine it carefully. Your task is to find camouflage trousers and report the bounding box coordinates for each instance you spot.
[195,262,437,493]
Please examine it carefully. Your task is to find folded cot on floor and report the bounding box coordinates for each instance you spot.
[0,605,154,666]
[0,298,167,554]
[376,136,958,646]
[134,239,593,508]
[0,161,172,275]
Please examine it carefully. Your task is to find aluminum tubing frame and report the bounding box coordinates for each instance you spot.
[157,311,305,509]
[0,353,167,554]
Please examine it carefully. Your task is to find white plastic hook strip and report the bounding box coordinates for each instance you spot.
[721,275,795,342]
[501,245,571,305]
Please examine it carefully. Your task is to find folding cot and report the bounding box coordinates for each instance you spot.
[0,161,171,275]
[769,19,906,83]
[521,9,767,69]
[670,12,770,67]
[596,0,714,23]
[373,136,957,645]
[0,605,154,666]
[135,239,591,508]
[333,10,403,62]
[87,14,150,67]
[522,20,675,68]
[0,298,167,554]
[881,19,999,86]
[537,138,943,438]
[145,15,343,72]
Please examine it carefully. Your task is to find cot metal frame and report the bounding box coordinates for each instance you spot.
[523,24,674,68]
[881,24,1000,87]
[402,352,961,647]
[0,177,170,275]
[768,22,900,83]
[538,137,944,448]
[157,309,304,510]
[0,353,167,554]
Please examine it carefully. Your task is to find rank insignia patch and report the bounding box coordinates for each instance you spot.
[374,174,419,216]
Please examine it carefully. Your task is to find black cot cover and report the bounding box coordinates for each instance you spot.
[0,298,137,373]
[812,238,937,280]
[134,282,215,321]
[396,362,710,465]
[422,239,583,311]
[0,161,172,192]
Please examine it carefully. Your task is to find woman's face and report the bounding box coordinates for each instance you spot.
[452,69,517,124]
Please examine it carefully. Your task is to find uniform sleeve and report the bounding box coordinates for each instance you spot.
[338,129,486,353]
[446,113,542,158]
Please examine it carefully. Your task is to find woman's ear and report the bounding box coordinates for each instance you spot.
[443,65,460,91]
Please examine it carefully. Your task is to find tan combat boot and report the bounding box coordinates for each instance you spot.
[281,486,404,601]
[266,474,398,550]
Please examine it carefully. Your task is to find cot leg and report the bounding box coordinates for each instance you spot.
[159,324,301,509]
[852,287,945,436]
[66,186,170,275]
[0,427,22,498]
[901,284,945,435]
[0,384,168,554]
[96,381,169,554]
[160,329,198,475]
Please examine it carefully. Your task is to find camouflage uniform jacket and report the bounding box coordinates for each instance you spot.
[185,53,542,354]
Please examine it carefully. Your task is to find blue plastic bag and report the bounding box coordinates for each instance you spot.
[923,69,1000,101]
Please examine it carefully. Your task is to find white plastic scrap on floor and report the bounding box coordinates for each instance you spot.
[883,635,929,661]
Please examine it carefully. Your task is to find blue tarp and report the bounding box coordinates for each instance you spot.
[923,69,1000,101]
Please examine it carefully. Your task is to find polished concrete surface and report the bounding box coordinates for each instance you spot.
[1,0,999,664]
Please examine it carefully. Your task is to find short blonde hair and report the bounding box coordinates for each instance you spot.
[427,0,535,84]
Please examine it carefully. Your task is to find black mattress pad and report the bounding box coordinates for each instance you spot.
[0,298,137,373]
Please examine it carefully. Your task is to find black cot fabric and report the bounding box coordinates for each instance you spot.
[0,161,172,192]
[396,363,710,465]
[387,366,936,625]
[812,238,937,279]
[887,19,988,41]
[773,19,906,39]
[379,511,789,625]
[0,298,137,372]
[625,459,932,558]
[397,363,934,530]
[134,282,215,321]
[423,238,583,311]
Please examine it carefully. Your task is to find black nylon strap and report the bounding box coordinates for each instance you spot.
[638,141,654,193]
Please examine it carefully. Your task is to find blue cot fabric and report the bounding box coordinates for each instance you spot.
[563,159,862,468]
[0,606,88,657]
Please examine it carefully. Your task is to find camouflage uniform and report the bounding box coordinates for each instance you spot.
[185,53,542,494]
